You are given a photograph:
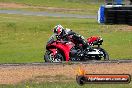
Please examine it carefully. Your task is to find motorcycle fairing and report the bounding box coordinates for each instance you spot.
[46,42,75,61]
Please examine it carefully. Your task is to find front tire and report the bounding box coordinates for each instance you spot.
[44,50,65,62]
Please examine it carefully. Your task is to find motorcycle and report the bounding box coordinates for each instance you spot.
[44,34,109,62]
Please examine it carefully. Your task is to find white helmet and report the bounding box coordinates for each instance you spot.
[53,24,64,35]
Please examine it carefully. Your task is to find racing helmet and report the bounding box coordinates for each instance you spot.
[53,24,64,35]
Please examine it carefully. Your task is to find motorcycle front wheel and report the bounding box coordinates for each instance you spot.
[44,50,65,62]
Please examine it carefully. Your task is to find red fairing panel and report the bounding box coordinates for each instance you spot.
[47,42,75,61]
[49,49,57,56]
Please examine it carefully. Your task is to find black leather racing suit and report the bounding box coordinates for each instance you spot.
[56,29,89,49]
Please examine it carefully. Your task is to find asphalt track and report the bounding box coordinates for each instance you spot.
[0,10,96,19]
[0,60,132,66]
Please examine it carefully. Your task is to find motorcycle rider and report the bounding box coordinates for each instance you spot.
[53,24,91,50]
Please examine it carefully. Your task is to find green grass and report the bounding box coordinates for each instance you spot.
[0,14,132,63]
[0,81,132,88]
[0,0,103,15]
[0,0,103,8]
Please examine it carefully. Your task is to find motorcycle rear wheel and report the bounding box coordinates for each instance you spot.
[98,48,109,60]
[44,50,65,62]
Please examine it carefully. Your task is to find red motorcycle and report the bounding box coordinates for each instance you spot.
[44,34,109,62]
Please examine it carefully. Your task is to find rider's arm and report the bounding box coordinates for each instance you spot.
[65,28,84,39]
[64,28,75,36]
[67,31,76,36]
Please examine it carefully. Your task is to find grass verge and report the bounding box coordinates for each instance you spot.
[0,81,131,88]
[0,14,132,63]
[0,0,103,15]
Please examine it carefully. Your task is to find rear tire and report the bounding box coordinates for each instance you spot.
[99,48,109,60]
[93,48,109,60]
